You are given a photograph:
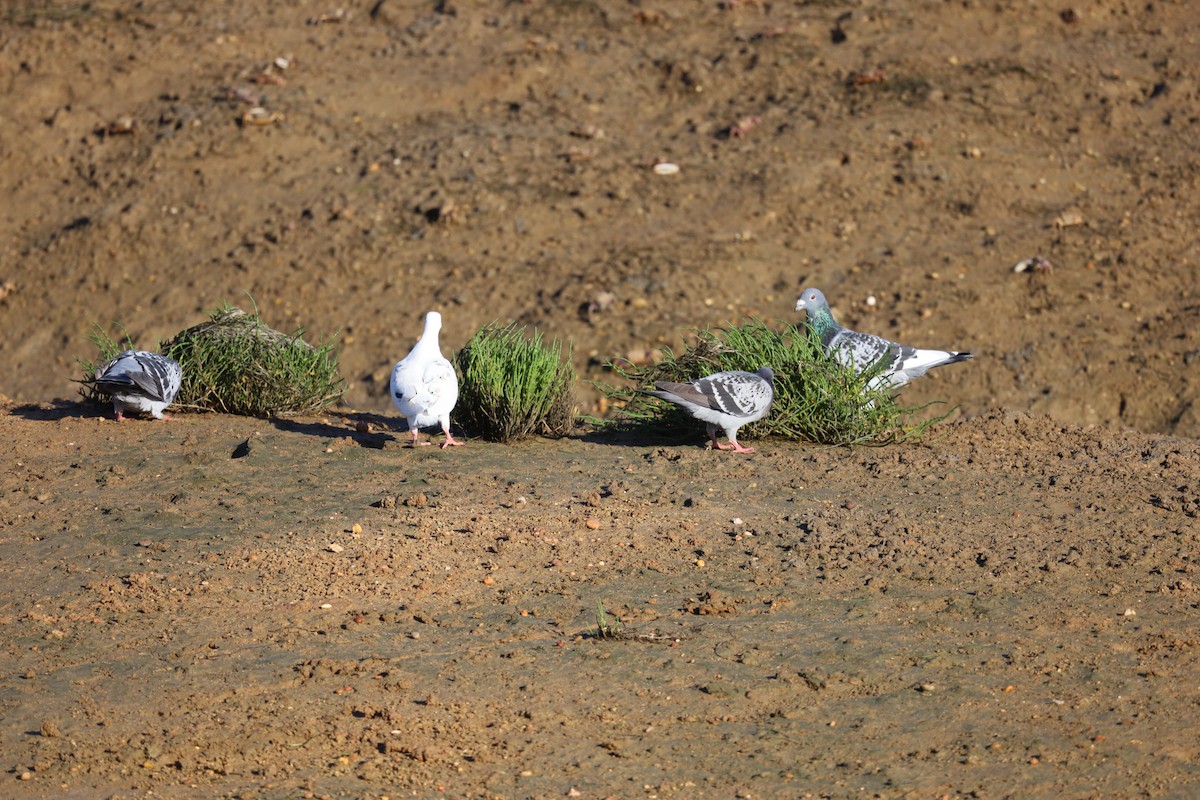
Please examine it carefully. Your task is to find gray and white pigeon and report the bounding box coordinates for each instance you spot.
[795,287,972,392]
[646,367,775,453]
[93,350,183,420]
[390,311,461,448]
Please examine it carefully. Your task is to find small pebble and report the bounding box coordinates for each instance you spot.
[695,558,706,567]
[350,523,363,534]
[653,162,680,175]
[326,543,345,553]
[320,603,333,609]
[585,519,601,530]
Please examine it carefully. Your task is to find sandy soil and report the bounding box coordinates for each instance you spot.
[2,0,1200,797]
[3,406,1200,798]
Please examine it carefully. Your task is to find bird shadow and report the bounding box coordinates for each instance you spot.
[577,425,699,450]
[9,399,109,421]
[268,411,399,449]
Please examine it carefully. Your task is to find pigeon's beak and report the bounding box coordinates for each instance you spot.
[795,299,806,312]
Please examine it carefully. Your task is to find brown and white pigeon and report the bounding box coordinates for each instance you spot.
[646,367,775,453]
[796,287,972,392]
[390,311,461,448]
[93,350,183,420]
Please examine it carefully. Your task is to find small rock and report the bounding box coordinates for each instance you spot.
[585,518,601,530]
[39,721,61,738]
[326,543,345,553]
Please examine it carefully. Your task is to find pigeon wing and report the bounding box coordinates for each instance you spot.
[653,372,767,418]
[94,352,180,402]
[127,354,181,402]
[420,359,458,407]
[828,329,903,375]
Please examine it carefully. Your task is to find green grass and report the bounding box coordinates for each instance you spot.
[594,599,622,640]
[598,318,952,447]
[78,302,345,416]
[454,322,575,442]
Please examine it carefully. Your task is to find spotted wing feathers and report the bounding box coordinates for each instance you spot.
[94,351,182,404]
[649,370,772,419]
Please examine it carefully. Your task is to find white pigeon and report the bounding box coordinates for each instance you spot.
[390,311,461,448]
[795,287,972,392]
[646,367,775,453]
[93,350,183,420]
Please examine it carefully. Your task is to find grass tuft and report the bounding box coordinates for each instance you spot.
[78,302,345,416]
[594,599,622,639]
[598,318,952,446]
[454,322,575,441]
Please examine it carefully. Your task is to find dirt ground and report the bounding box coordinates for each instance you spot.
[2,0,1200,797]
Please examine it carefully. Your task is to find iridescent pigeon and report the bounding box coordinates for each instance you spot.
[795,287,972,392]
[93,350,183,420]
[390,311,461,448]
[646,367,774,454]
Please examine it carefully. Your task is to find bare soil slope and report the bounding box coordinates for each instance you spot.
[2,0,1198,433]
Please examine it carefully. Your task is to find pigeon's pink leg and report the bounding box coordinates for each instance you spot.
[706,424,722,451]
[411,429,431,447]
[707,425,753,453]
[440,422,462,449]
